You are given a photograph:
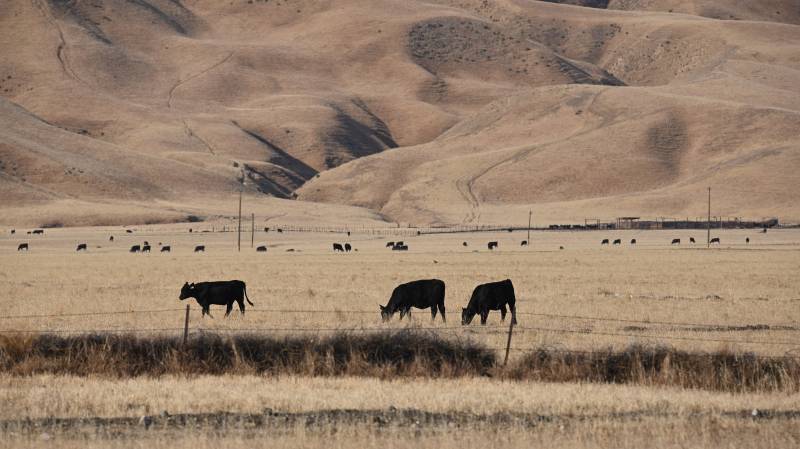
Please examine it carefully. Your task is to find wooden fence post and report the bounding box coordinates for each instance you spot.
[503,319,515,367]
[183,304,190,345]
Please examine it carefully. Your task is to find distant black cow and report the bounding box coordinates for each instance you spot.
[462,279,517,325]
[488,241,498,250]
[130,245,141,253]
[671,239,681,245]
[386,242,395,248]
[277,228,283,233]
[126,230,133,234]
[333,243,344,252]
[463,242,468,247]
[559,246,564,250]
[392,244,408,251]
[630,239,637,245]
[762,228,768,234]
[179,280,254,318]
[345,243,352,252]
[76,243,87,251]
[347,231,351,236]
[710,237,720,244]
[32,229,44,235]
[256,246,267,252]
[601,239,610,245]
[690,237,696,244]
[142,245,151,253]
[17,243,28,251]
[521,240,528,246]
[161,246,171,252]
[746,237,750,244]
[380,279,446,322]
[194,245,205,252]
[613,239,621,245]
[109,236,114,242]
[10,229,15,235]
[264,227,270,232]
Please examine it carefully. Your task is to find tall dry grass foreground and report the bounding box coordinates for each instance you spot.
[2,332,799,393]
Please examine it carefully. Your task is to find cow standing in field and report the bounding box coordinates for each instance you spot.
[333,243,344,252]
[488,241,498,250]
[256,246,267,252]
[746,237,750,244]
[462,279,517,325]
[194,245,205,252]
[161,246,171,252]
[76,243,87,251]
[130,245,141,253]
[521,240,528,246]
[671,239,681,245]
[392,244,408,251]
[109,236,114,242]
[345,243,352,252]
[630,239,637,245]
[386,242,395,248]
[601,239,610,245]
[142,244,151,253]
[10,229,15,235]
[380,279,446,322]
[463,242,468,247]
[710,237,720,244]
[690,237,696,244]
[179,280,254,318]
[613,239,621,245]
[32,229,44,235]
[17,243,28,251]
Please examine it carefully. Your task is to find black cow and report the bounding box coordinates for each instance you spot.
[194,245,205,252]
[601,239,610,245]
[559,246,564,250]
[333,243,344,252]
[488,241,498,250]
[142,245,151,253]
[380,279,446,322]
[386,241,395,248]
[345,243,352,252]
[521,240,528,246]
[462,279,517,325]
[256,245,267,252]
[126,230,133,234]
[762,228,768,234]
[690,237,696,244]
[392,244,408,251]
[630,239,637,245]
[161,246,171,252]
[76,243,87,251]
[264,227,270,232]
[10,229,15,235]
[710,237,721,244]
[277,228,283,233]
[109,236,114,242]
[130,245,141,253]
[671,239,681,245]
[746,237,750,244]
[347,231,351,236]
[179,280,254,318]
[463,242,468,247]
[17,243,28,251]
[613,239,621,245]
[32,229,44,235]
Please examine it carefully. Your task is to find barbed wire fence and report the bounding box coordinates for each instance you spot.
[1,308,798,361]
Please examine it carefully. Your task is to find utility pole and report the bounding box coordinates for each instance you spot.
[251,213,255,248]
[527,210,532,243]
[707,187,711,248]
[237,190,242,252]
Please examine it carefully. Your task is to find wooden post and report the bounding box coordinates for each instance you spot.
[503,319,515,367]
[183,304,190,345]
[237,191,242,252]
[251,213,255,248]
[707,187,711,248]
[527,210,532,243]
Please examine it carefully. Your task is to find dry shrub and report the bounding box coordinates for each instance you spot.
[507,344,800,392]
[0,331,495,378]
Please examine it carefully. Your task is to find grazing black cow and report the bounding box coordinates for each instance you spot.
[333,243,344,252]
[559,246,564,250]
[10,229,15,235]
[386,241,395,248]
[463,242,468,247]
[671,239,681,245]
[256,246,267,252]
[462,279,517,325]
[126,230,133,234]
[631,239,637,245]
[347,231,351,236]
[109,236,114,242]
[613,239,621,245]
[601,239,610,245]
[26,231,31,234]
[194,245,205,252]
[161,246,171,252]
[710,237,721,244]
[130,245,141,253]
[17,243,28,251]
[345,243,352,252]
[746,237,750,244]
[142,245,151,253]
[32,229,44,235]
[277,228,283,233]
[380,279,446,322]
[521,240,528,246]
[392,244,408,251]
[690,237,696,244]
[76,243,87,251]
[488,241,498,250]
[762,228,768,234]
[179,280,254,318]
[264,227,270,232]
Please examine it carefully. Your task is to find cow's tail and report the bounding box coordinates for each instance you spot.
[244,285,254,306]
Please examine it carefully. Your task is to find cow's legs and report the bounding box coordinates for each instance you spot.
[237,299,246,315]
[480,310,488,325]
[438,303,446,323]
[225,302,233,317]
[500,305,507,322]
[430,306,437,321]
[509,303,517,325]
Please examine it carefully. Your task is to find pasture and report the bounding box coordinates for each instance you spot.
[1,225,799,448]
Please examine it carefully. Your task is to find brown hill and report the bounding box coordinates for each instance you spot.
[1,0,798,226]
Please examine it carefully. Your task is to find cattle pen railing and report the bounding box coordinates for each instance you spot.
[1,307,799,361]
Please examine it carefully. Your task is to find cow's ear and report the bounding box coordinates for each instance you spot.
[379,305,385,311]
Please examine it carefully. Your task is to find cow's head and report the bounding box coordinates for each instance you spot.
[380,304,391,322]
[461,308,475,325]
[179,282,195,300]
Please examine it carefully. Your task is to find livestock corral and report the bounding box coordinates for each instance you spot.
[1,225,800,448]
